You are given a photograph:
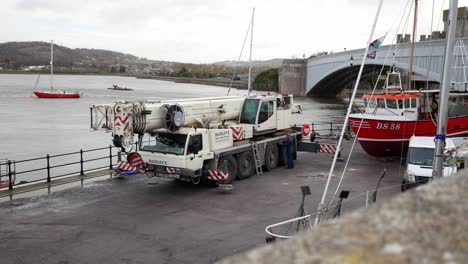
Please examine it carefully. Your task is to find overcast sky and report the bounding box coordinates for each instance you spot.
[3,0,468,63]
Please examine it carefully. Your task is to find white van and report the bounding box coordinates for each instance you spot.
[402,136,457,191]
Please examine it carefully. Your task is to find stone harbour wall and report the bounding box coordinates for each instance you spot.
[219,170,468,263]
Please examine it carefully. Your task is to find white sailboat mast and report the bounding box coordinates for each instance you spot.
[247,8,255,95]
[50,40,54,90]
[408,0,418,90]
[433,0,458,178]
[313,0,384,227]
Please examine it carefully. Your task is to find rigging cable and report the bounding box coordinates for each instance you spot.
[313,0,385,227]
[327,0,413,208]
[227,16,252,96]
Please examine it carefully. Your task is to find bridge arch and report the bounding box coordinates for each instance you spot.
[308,61,441,97]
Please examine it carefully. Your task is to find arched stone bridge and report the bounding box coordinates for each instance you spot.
[304,37,468,97]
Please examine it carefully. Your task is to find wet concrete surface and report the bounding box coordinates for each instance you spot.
[0,142,403,264]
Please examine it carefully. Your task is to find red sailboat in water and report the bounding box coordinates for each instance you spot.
[33,41,80,99]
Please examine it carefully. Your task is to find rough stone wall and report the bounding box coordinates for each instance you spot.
[219,170,468,264]
[279,59,306,96]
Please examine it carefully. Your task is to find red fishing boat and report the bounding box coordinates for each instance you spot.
[33,40,81,99]
[349,71,468,157]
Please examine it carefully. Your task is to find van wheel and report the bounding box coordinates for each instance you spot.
[264,144,279,171]
[237,151,255,180]
[218,156,238,184]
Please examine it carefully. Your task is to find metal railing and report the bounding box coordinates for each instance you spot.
[0,142,138,191]
[295,121,353,140]
[265,176,423,241]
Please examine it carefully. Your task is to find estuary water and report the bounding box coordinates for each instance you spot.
[0,74,345,181]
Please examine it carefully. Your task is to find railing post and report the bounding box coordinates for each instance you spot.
[330,122,333,136]
[8,160,13,191]
[109,145,113,169]
[80,149,84,175]
[90,107,93,129]
[46,154,51,183]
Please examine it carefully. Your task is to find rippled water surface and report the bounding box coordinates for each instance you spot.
[0,74,346,161]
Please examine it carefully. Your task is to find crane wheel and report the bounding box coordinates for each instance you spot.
[237,151,255,180]
[264,144,279,171]
[217,155,238,184]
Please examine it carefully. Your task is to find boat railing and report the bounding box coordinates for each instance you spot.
[0,142,138,195]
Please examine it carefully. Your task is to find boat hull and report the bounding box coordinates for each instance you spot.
[33,91,80,99]
[349,116,468,156]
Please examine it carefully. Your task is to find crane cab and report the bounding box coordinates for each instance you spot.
[239,94,296,135]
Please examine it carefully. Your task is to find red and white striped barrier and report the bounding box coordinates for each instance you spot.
[319,144,342,155]
[116,161,138,171]
[208,170,229,181]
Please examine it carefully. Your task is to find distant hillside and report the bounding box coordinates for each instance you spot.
[0,41,138,68]
[213,58,284,69]
[0,41,283,76]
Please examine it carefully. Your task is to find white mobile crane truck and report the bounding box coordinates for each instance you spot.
[90,94,303,184]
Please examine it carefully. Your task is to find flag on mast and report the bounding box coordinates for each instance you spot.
[369,34,386,49]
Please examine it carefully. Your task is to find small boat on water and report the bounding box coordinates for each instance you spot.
[33,40,80,99]
[108,84,134,91]
[33,90,81,99]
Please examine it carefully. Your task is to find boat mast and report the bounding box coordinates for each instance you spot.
[433,0,458,179]
[313,0,384,227]
[247,8,255,95]
[50,40,54,90]
[408,0,418,90]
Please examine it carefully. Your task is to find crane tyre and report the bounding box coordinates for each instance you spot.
[264,144,279,171]
[218,155,238,184]
[237,151,255,180]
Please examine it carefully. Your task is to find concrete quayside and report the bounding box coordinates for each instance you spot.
[0,140,408,263]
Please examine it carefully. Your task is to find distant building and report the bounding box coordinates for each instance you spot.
[397,34,411,44]
[444,6,468,38]
[416,7,468,42]
[143,65,161,74]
